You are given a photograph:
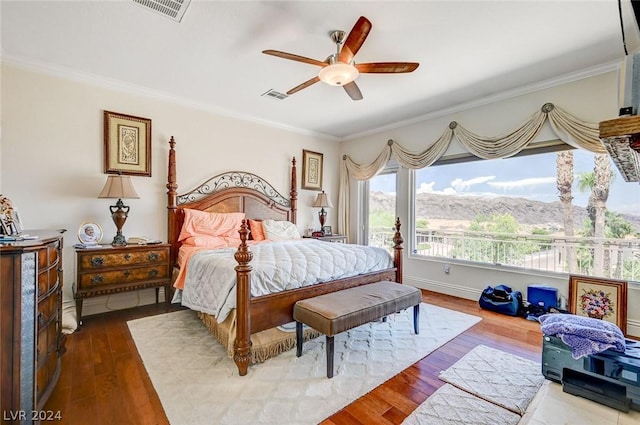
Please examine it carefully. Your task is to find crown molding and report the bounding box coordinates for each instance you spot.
[344,61,620,141]
[1,54,340,142]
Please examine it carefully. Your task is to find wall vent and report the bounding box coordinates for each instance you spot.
[132,0,191,22]
[261,89,288,100]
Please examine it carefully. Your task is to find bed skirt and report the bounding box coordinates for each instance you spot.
[197,310,321,364]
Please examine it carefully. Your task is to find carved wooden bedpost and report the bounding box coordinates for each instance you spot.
[393,217,404,283]
[290,157,298,224]
[166,136,178,270]
[234,220,253,375]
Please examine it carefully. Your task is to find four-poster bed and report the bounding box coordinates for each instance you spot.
[166,137,404,375]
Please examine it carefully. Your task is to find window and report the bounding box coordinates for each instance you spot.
[364,167,397,250]
[405,148,640,280]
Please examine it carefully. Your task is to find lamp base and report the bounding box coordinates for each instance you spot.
[318,208,327,228]
[110,198,130,247]
[112,233,127,246]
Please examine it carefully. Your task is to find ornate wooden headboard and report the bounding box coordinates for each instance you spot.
[166,137,298,269]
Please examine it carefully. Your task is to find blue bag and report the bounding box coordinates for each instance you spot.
[479,284,523,316]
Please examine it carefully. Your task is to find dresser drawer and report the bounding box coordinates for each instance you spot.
[77,247,169,271]
[78,265,169,289]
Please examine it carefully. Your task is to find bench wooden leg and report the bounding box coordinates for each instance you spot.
[413,304,420,334]
[326,335,335,378]
[296,321,303,357]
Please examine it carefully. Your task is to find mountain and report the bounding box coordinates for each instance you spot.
[370,192,640,233]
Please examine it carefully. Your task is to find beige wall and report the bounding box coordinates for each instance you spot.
[1,63,340,315]
[340,71,640,338]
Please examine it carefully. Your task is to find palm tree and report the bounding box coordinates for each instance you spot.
[578,154,613,276]
[556,150,577,272]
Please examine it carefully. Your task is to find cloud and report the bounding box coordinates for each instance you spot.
[416,182,437,194]
[450,176,496,192]
[487,176,556,190]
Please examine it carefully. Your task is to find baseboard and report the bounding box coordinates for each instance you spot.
[79,287,167,317]
[405,275,482,301]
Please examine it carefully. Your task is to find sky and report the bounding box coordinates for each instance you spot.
[371,150,640,216]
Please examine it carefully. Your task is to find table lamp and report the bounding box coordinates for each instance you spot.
[98,174,140,246]
[312,190,334,228]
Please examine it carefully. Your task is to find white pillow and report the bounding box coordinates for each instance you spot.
[262,219,301,240]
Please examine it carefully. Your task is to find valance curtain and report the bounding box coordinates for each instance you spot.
[338,103,605,237]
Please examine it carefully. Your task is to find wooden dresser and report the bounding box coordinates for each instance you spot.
[0,230,65,423]
[74,243,171,326]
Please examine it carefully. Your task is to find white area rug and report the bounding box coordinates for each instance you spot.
[438,345,545,415]
[401,383,521,425]
[128,303,480,425]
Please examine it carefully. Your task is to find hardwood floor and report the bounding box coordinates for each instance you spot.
[44,291,543,425]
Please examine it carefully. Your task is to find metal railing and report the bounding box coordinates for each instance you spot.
[369,227,640,281]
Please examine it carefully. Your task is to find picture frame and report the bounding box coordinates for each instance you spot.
[322,225,332,236]
[568,274,627,335]
[0,195,21,235]
[78,222,103,244]
[301,149,323,191]
[104,110,152,177]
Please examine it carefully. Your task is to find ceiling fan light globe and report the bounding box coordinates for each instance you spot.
[318,63,359,86]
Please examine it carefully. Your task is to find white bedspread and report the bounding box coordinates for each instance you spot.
[179,239,394,322]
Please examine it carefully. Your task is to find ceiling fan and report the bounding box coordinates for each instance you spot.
[262,16,419,101]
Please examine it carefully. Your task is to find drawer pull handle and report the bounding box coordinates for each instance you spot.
[123,270,131,277]
[91,275,104,285]
[149,269,159,278]
[91,257,104,267]
[148,253,160,261]
[38,312,45,327]
[124,254,132,261]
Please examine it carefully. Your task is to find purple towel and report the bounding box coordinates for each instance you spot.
[539,313,625,359]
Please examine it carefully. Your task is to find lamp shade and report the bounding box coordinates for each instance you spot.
[318,63,359,86]
[313,191,334,208]
[98,175,140,199]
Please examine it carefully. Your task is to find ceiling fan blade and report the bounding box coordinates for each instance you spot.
[287,76,321,95]
[356,62,420,73]
[338,16,372,64]
[343,81,363,101]
[262,50,327,67]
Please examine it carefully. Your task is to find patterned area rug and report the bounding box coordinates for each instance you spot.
[401,383,521,425]
[438,345,545,415]
[128,303,480,425]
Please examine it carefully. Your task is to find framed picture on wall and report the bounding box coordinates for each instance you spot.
[104,110,152,177]
[568,274,628,335]
[302,149,323,191]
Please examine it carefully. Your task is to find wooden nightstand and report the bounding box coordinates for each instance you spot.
[74,243,171,326]
[304,235,347,243]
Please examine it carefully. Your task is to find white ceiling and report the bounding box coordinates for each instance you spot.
[2,1,639,140]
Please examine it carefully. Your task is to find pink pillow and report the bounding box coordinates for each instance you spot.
[249,219,266,241]
[182,236,240,248]
[178,209,245,241]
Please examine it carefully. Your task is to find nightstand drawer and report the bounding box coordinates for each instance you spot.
[78,265,169,289]
[74,243,171,327]
[77,248,168,271]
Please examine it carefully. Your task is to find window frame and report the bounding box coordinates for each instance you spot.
[407,141,575,275]
[360,161,399,246]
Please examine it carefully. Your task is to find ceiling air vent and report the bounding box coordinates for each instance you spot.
[261,89,288,100]
[132,0,191,22]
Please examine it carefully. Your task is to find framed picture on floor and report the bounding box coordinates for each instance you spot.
[568,274,627,335]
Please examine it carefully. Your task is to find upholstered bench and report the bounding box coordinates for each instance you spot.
[293,280,422,378]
